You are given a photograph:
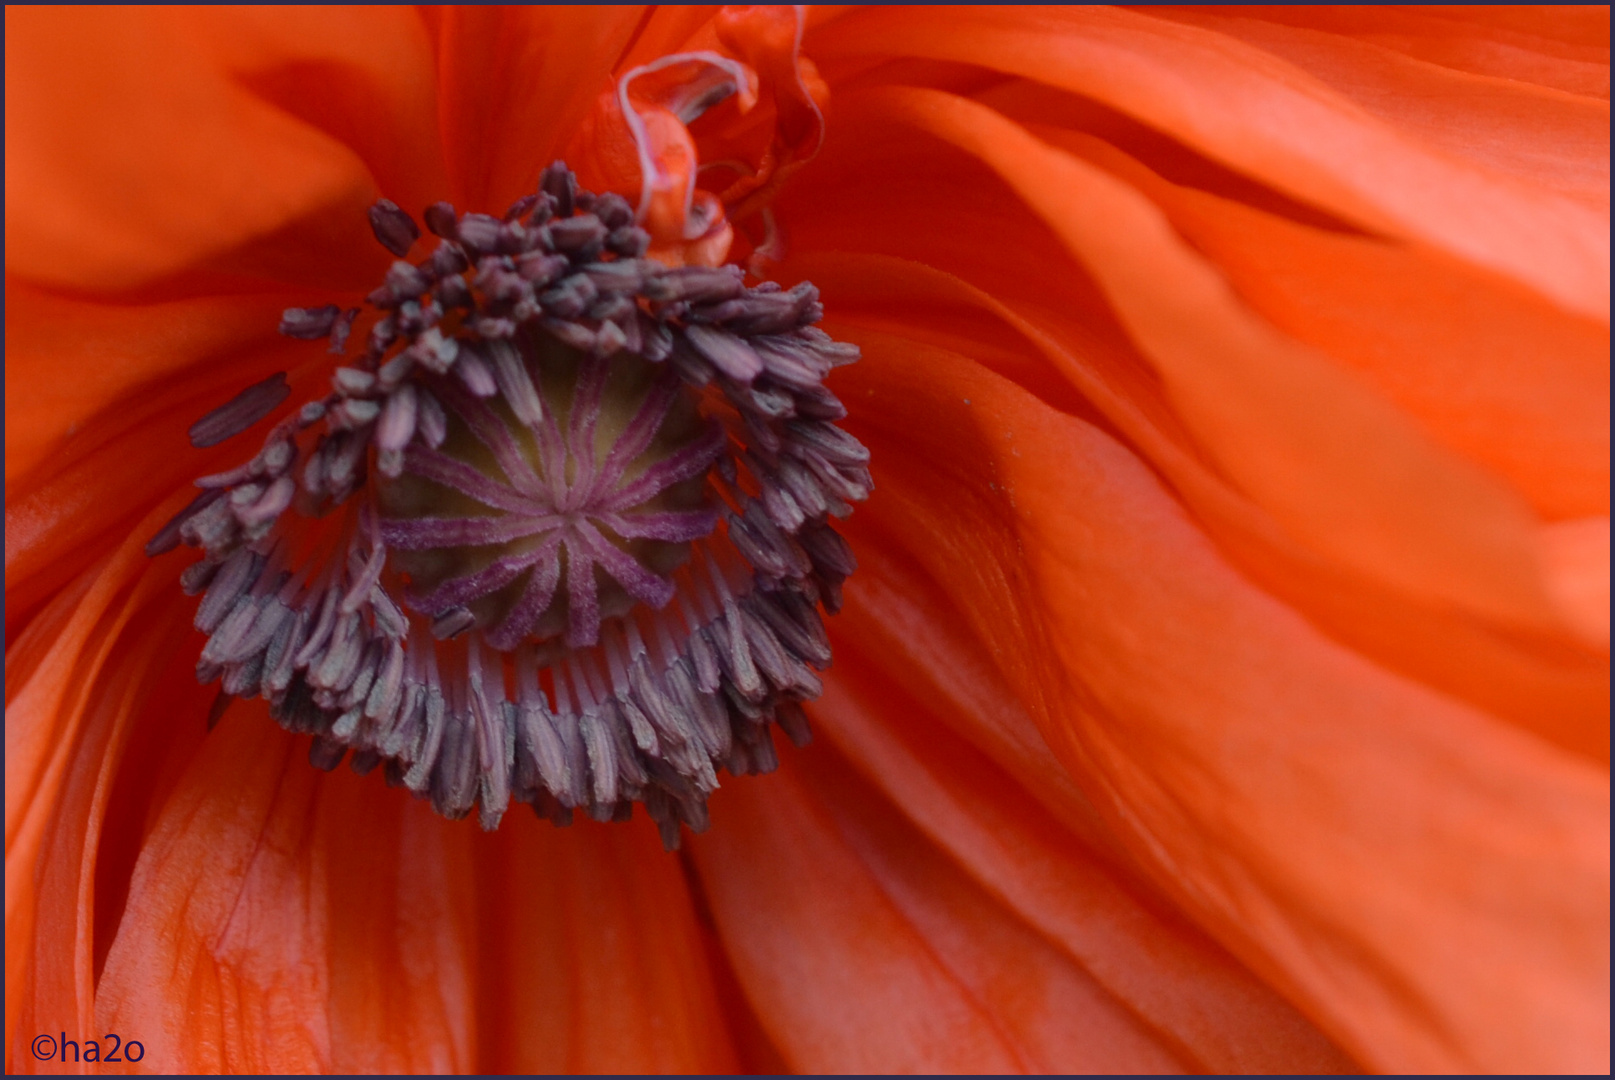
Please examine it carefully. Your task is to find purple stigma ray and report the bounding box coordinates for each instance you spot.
[431,379,548,498]
[379,513,563,550]
[563,357,611,507]
[484,538,565,651]
[582,374,680,500]
[410,547,551,620]
[599,508,719,542]
[599,423,727,512]
[398,446,535,514]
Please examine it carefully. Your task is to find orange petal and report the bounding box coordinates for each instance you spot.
[5,7,444,294]
[616,7,726,72]
[92,711,478,1073]
[1015,118,1608,521]
[1541,517,1613,649]
[1223,6,1610,99]
[91,703,739,1073]
[818,559,1356,1071]
[869,86,1565,635]
[5,523,178,1067]
[826,326,1608,1071]
[1150,8,1608,212]
[691,742,1188,1073]
[715,6,824,161]
[8,598,197,1076]
[469,813,739,1073]
[789,89,1605,755]
[808,6,1608,319]
[772,104,1604,755]
[428,6,645,213]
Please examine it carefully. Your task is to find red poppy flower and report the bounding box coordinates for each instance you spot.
[7,6,1608,1074]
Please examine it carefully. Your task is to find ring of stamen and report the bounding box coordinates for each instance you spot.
[150,163,870,849]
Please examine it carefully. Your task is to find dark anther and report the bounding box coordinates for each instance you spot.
[331,367,376,397]
[606,225,650,258]
[472,315,519,340]
[538,274,597,319]
[279,305,342,340]
[328,308,359,355]
[434,275,472,309]
[145,488,227,557]
[424,201,459,239]
[430,244,470,277]
[527,191,558,227]
[188,371,291,448]
[517,252,569,285]
[540,161,576,217]
[366,285,400,310]
[385,261,432,299]
[504,193,540,222]
[580,260,645,293]
[685,324,763,382]
[369,198,421,257]
[455,213,503,254]
[395,298,443,336]
[548,215,607,257]
[367,316,399,359]
[594,192,633,230]
[644,265,745,305]
[492,220,527,254]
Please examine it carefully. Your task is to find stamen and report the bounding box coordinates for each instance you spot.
[187,372,290,448]
[151,164,870,849]
[368,198,421,258]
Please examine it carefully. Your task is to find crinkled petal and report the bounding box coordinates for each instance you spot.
[90,705,739,1073]
[775,90,1605,759]
[92,711,479,1073]
[869,86,1563,633]
[1018,122,1608,521]
[1149,9,1609,212]
[471,813,739,1073]
[824,328,1608,1072]
[426,6,645,212]
[812,572,1356,1072]
[808,6,1608,318]
[691,743,1190,1073]
[5,520,180,1066]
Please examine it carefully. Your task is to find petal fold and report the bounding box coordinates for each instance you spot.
[809,6,1609,318]
[828,328,1608,1071]
[6,8,444,293]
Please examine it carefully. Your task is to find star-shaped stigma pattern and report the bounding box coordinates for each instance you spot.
[378,350,725,649]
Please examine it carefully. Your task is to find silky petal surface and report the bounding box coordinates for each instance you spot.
[5,7,445,294]
[809,6,1609,319]
[822,325,1608,1072]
